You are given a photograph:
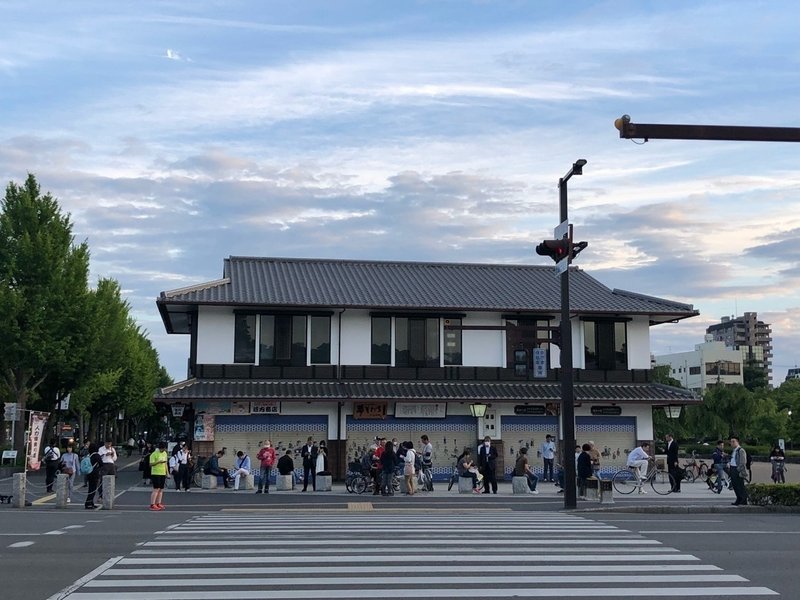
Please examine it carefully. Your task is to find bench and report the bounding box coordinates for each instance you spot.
[276,474,294,491]
[512,476,530,494]
[584,476,599,500]
[458,476,475,493]
[201,474,218,489]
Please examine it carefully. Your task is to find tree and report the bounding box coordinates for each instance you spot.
[0,175,90,449]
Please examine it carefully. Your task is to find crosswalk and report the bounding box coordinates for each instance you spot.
[61,511,777,599]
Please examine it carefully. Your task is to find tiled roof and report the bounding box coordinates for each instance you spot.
[156,378,698,404]
[158,256,697,316]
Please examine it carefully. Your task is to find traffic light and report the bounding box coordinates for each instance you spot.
[571,241,588,260]
[536,239,570,262]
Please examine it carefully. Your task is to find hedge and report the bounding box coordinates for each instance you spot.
[746,483,800,506]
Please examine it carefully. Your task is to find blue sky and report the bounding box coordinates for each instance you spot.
[2,1,799,385]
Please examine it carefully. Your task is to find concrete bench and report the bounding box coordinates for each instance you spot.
[243,473,255,490]
[316,474,332,491]
[202,474,218,489]
[276,474,294,491]
[512,476,530,494]
[458,476,475,493]
[584,477,599,500]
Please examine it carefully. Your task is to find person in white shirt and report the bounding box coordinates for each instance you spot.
[43,438,62,493]
[177,442,192,491]
[97,439,117,499]
[420,435,434,491]
[626,442,651,481]
[539,435,556,482]
[231,451,251,491]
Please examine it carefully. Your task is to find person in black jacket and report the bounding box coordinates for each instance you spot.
[577,443,594,499]
[380,440,397,496]
[665,433,681,492]
[477,436,498,494]
[300,437,318,491]
[84,443,102,509]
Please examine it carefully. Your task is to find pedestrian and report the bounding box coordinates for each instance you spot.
[577,443,594,499]
[97,439,117,499]
[139,442,153,486]
[277,449,295,486]
[84,443,102,509]
[138,436,146,456]
[380,440,397,496]
[539,434,556,482]
[587,440,601,478]
[177,442,192,491]
[231,450,251,491]
[477,436,498,494]
[403,441,417,495]
[729,436,749,506]
[316,440,329,475]
[60,445,80,503]
[169,446,181,490]
[514,447,539,494]
[43,438,62,493]
[420,435,434,491]
[149,441,169,511]
[79,440,91,488]
[371,437,385,496]
[665,433,681,492]
[300,437,318,491]
[126,436,136,457]
[204,450,232,488]
[770,444,786,484]
[256,440,276,494]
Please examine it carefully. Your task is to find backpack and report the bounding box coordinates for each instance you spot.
[44,446,58,463]
[414,453,423,471]
[79,454,94,475]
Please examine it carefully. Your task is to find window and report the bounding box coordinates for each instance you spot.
[396,317,440,367]
[234,314,256,363]
[443,318,462,366]
[505,319,551,371]
[260,315,307,366]
[371,317,391,364]
[689,366,701,375]
[583,320,627,370]
[310,316,331,364]
[705,361,740,376]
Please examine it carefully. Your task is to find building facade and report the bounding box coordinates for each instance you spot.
[653,336,744,394]
[706,312,772,386]
[155,257,699,480]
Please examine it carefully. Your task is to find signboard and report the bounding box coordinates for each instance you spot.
[395,402,447,419]
[532,348,547,378]
[26,411,49,471]
[353,402,388,420]
[514,405,546,416]
[171,404,185,418]
[193,413,215,442]
[591,405,622,416]
[555,256,568,276]
[4,402,18,422]
[230,401,250,416]
[195,402,231,415]
[59,394,71,411]
[545,402,560,416]
[251,401,281,415]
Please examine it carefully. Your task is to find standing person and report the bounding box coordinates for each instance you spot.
[139,442,153,486]
[316,440,328,475]
[577,443,594,500]
[587,441,601,478]
[380,440,397,496]
[169,446,181,490]
[79,440,91,488]
[539,435,556,482]
[477,436,498,494]
[420,435,434,491]
[770,444,786,484]
[514,447,539,494]
[177,442,192,491]
[83,443,102,509]
[665,434,681,493]
[138,436,146,456]
[43,438,62,493]
[60,445,80,503]
[126,436,136,457]
[729,437,749,506]
[256,440,276,494]
[148,441,169,511]
[97,439,117,500]
[300,437,318,492]
[204,450,231,488]
[709,440,728,493]
[371,437,385,496]
[403,441,417,496]
[231,450,251,491]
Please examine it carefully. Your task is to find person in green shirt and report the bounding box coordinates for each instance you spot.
[149,442,169,511]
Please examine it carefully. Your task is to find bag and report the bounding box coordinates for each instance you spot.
[79,455,94,475]
[44,447,58,463]
[404,463,415,476]
[62,467,75,476]
[414,454,422,471]
[169,456,179,474]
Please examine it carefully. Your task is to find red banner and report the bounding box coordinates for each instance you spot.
[26,411,49,471]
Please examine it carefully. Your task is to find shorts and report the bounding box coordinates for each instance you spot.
[151,475,167,489]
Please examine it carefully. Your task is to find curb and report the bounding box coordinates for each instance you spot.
[574,504,800,514]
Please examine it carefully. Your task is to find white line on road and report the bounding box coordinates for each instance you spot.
[143,538,662,547]
[0,533,42,536]
[43,530,66,535]
[45,556,124,600]
[63,525,85,530]
[128,547,685,557]
[639,530,800,534]
[8,541,35,548]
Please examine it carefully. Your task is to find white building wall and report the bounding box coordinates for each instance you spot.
[626,316,651,369]
[196,306,235,364]
[462,312,504,367]
[339,309,372,365]
[654,340,743,392]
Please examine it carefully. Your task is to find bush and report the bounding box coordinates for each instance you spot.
[746,483,800,506]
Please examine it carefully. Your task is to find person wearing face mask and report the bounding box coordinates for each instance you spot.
[256,440,276,494]
[477,436,498,494]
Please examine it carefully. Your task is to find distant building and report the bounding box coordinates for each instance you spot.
[654,336,744,394]
[786,368,800,382]
[706,312,772,387]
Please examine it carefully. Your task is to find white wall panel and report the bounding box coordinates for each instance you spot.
[196,306,235,364]
[461,312,504,367]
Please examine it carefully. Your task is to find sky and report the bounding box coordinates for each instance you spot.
[1,1,799,386]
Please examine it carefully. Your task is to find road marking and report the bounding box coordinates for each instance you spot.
[44,530,66,535]
[45,556,123,600]
[0,533,42,536]
[32,493,56,505]
[9,541,35,548]
[63,525,84,530]
[143,538,662,547]
[639,530,799,534]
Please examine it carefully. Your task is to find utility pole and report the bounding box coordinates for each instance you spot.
[615,115,800,143]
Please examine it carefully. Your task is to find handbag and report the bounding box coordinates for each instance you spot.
[62,466,74,476]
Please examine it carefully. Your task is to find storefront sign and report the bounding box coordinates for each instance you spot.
[395,402,446,419]
[26,411,49,471]
[513,405,546,416]
[193,413,215,441]
[532,348,547,378]
[171,404,185,418]
[251,401,281,415]
[591,405,622,416]
[230,401,250,415]
[353,402,387,419]
[196,402,231,415]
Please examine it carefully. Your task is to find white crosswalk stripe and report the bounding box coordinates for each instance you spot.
[61,512,778,599]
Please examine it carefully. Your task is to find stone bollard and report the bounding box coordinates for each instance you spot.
[276,474,293,491]
[55,473,69,508]
[316,475,332,491]
[599,478,614,505]
[12,472,26,508]
[512,476,530,494]
[101,475,115,510]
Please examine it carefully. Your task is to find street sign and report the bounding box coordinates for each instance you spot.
[532,348,547,378]
[555,256,568,276]
[59,394,70,411]
[4,402,17,422]
[554,220,569,239]
[171,404,185,417]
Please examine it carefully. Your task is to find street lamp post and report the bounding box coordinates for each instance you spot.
[558,159,586,511]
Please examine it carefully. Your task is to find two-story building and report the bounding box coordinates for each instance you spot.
[155,256,698,480]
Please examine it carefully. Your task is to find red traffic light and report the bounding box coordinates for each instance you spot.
[536,239,570,262]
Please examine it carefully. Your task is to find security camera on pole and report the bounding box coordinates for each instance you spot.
[535,159,588,510]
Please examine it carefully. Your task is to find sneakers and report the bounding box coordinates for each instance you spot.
[472,488,481,494]
[149,504,163,511]
[638,489,647,495]
[255,490,262,494]
[529,490,539,495]
[156,503,165,509]
[66,498,71,503]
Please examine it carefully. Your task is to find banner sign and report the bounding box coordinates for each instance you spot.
[251,401,280,415]
[26,411,49,471]
[591,406,622,416]
[532,348,547,379]
[4,402,18,422]
[513,405,546,416]
[353,402,387,420]
[394,402,446,419]
[193,413,215,442]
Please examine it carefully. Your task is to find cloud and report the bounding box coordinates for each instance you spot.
[165,48,186,61]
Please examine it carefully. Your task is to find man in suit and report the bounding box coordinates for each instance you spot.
[300,437,318,491]
[665,433,681,492]
[477,436,498,494]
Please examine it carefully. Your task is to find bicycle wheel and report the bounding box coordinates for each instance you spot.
[698,464,709,480]
[612,469,637,495]
[682,467,696,483]
[353,475,367,495]
[421,469,432,492]
[192,470,203,488]
[651,471,675,495]
[345,475,354,493]
[447,471,457,491]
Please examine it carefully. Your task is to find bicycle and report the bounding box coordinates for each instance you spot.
[771,458,787,484]
[612,458,676,496]
[446,454,461,491]
[681,450,709,483]
[418,464,433,492]
[190,457,207,488]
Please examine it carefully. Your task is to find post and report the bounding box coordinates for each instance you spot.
[12,472,26,508]
[55,473,69,508]
[101,475,115,510]
[559,175,577,510]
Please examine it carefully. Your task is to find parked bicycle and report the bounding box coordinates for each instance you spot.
[446,454,462,491]
[418,464,433,492]
[682,450,709,483]
[612,457,675,495]
[771,458,787,484]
